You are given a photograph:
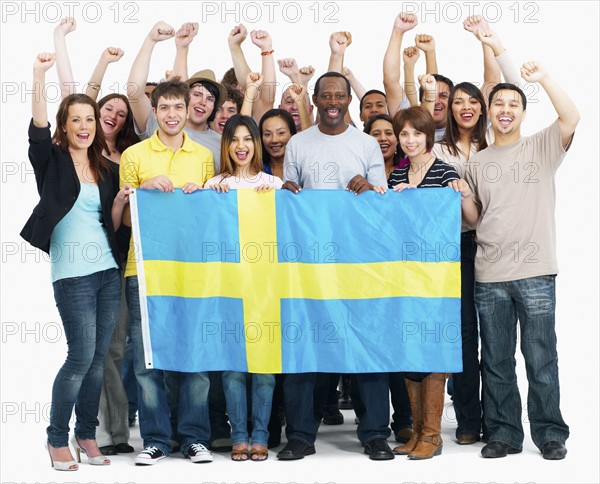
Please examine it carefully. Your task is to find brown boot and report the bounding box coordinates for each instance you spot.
[393,378,421,455]
[408,373,447,460]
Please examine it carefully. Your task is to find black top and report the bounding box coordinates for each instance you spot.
[20,120,121,267]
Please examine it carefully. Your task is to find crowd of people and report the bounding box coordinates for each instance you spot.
[22,12,578,471]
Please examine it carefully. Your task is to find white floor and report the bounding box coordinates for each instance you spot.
[2,400,597,484]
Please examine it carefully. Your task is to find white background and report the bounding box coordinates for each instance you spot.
[1,1,598,483]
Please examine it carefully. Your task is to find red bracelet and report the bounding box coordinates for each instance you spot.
[261,49,274,56]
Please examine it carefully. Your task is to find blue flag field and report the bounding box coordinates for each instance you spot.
[130,188,462,374]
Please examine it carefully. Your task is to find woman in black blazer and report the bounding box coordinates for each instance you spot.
[22,53,131,471]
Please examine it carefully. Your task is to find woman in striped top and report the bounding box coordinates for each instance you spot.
[389,105,457,460]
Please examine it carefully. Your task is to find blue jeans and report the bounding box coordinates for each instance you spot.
[222,372,275,446]
[47,268,121,447]
[126,276,211,455]
[284,372,390,445]
[476,275,569,450]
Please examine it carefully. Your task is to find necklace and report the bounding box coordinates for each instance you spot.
[409,155,435,174]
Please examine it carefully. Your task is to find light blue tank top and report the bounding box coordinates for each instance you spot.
[50,183,117,282]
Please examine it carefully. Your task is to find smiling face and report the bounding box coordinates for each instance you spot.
[99,97,128,139]
[209,100,238,134]
[187,83,215,127]
[313,76,352,135]
[451,88,483,131]
[398,122,428,159]
[368,118,397,162]
[360,92,388,123]
[63,103,96,151]
[489,88,525,139]
[228,125,255,169]
[261,116,292,162]
[153,96,188,137]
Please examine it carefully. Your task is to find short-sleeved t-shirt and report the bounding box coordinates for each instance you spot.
[464,120,569,283]
[120,130,215,277]
[135,115,221,172]
[283,125,387,189]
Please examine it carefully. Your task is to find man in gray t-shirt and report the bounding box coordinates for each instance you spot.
[278,73,392,462]
[462,62,579,461]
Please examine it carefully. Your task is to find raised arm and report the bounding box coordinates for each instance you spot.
[328,31,351,73]
[228,24,252,89]
[343,67,367,102]
[250,29,276,120]
[463,16,500,103]
[53,17,77,99]
[383,13,417,114]
[32,53,56,128]
[85,47,124,100]
[278,59,315,124]
[415,34,438,74]
[288,83,312,131]
[520,61,579,147]
[418,74,436,115]
[172,22,199,82]
[240,72,263,117]
[403,46,420,107]
[127,21,174,132]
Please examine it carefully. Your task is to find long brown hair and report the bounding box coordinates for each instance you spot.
[98,93,140,154]
[52,93,110,181]
[439,82,488,157]
[220,114,263,176]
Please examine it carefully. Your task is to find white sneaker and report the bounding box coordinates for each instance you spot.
[135,446,167,465]
[187,443,213,463]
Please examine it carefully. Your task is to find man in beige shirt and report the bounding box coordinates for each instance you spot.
[461,61,579,461]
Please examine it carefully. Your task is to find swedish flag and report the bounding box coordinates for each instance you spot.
[130,188,462,374]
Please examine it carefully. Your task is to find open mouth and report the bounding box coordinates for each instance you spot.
[194,107,206,117]
[76,133,90,141]
[326,108,340,119]
[269,143,283,154]
[498,116,512,127]
[236,151,249,161]
[103,119,116,128]
[166,120,179,128]
[460,113,473,121]
[379,142,391,154]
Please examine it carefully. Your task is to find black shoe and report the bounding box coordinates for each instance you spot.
[277,440,316,460]
[456,432,481,445]
[363,439,395,460]
[541,441,567,460]
[135,446,167,465]
[322,410,344,425]
[481,441,521,458]
[114,443,135,453]
[339,396,353,410]
[99,445,117,456]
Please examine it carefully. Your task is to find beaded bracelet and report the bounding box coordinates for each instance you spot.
[261,49,274,56]
[88,81,101,91]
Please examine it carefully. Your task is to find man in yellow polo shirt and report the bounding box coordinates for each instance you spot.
[119,80,214,466]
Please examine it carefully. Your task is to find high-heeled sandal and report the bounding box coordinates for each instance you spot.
[46,442,78,471]
[250,446,269,461]
[230,446,249,461]
[70,436,111,465]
